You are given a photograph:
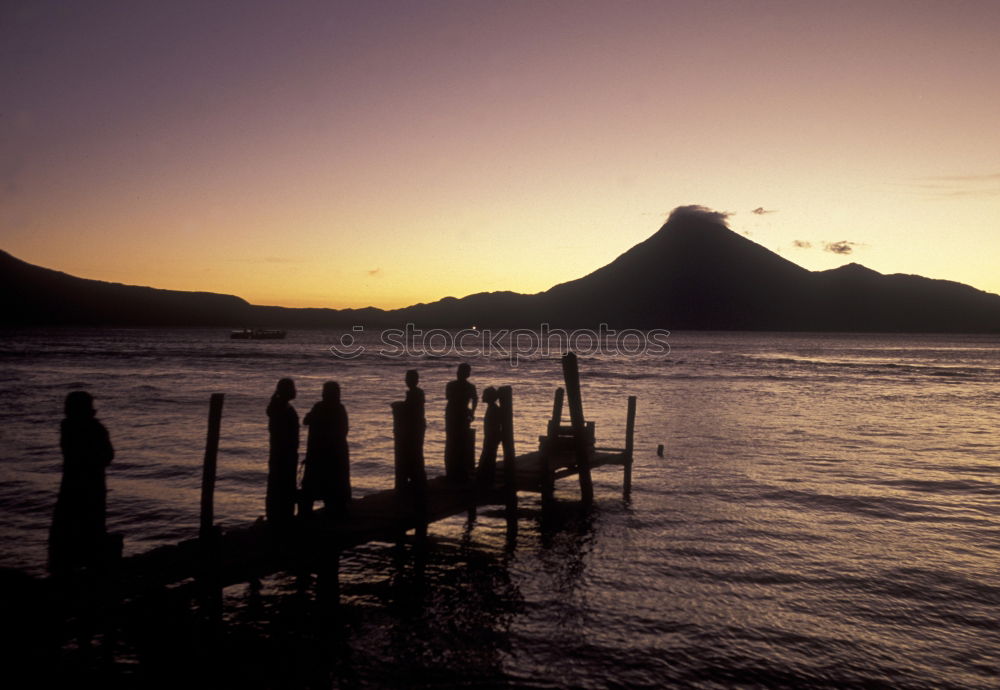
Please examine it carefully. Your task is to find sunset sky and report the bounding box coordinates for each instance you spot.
[3,0,999,308]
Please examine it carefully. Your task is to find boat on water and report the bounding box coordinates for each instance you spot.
[230,329,287,340]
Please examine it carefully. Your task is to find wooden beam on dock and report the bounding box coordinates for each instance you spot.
[548,387,564,436]
[78,446,632,602]
[199,393,224,542]
[561,353,593,505]
[624,395,636,498]
[391,400,428,539]
[541,387,563,504]
[499,385,517,534]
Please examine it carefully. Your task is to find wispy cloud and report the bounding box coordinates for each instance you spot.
[905,172,1000,199]
[234,256,301,264]
[790,239,865,254]
[751,206,776,215]
[367,267,382,277]
[922,173,1000,182]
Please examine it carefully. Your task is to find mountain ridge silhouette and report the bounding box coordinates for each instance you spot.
[3,206,999,332]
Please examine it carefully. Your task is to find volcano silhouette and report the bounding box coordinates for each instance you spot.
[535,206,813,329]
[393,206,1000,331]
[2,206,999,332]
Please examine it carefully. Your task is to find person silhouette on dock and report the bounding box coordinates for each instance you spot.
[394,369,428,493]
[445,362,477,482]
[266,378,298,525]
[49,391,114,575]
[476,386,502,490]
[405,369,426,472]
[300,381,350,518]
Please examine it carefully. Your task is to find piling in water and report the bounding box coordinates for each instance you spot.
[561,353,594,505]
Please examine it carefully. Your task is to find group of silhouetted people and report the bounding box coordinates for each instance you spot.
[265,363,507,525]
[265,377,351,526]
[49,363,507,573]
[443,362,504,488]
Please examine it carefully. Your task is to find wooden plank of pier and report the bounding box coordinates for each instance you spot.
[199,393,224,541]
[116,447,630,596]
[561,353,594,505]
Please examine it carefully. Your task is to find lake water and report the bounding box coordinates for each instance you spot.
[1,328,998,688]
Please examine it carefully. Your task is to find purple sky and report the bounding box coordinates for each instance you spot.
[3,1,999,307]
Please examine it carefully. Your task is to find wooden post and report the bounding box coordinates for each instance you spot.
[392,401,427,539]
[542,387,563,504]
[197,393,224,617]
[414,419,429,543]
[391,401,406,492]
[499,386,517,533]
[549,387,564,433]
[561,353,593,504]
[200,393,225,542]
[624,396,636,498]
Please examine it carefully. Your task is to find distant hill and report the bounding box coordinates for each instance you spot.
[0,249,254,327]
[0,249,388,328]
[3,207,1000,332]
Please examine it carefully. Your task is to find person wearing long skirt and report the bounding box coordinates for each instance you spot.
[266,378,299,525]
[49,391,114,575]
[444,363,477,481]
[300,381,350,518]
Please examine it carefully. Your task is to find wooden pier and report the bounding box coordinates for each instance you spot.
[79,353,637,601]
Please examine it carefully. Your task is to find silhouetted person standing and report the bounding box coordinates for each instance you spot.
[392,370,428,531]
[400,369,427,490]
[266,378,298,525]
[49,391,114,575]
[476,386,502,489]
[300,381,350,518]
[444,362,477,482]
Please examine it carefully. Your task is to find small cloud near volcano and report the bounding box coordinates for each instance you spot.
[791,240,812,249]
[823,241,859,255]
[751,207,776,215]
